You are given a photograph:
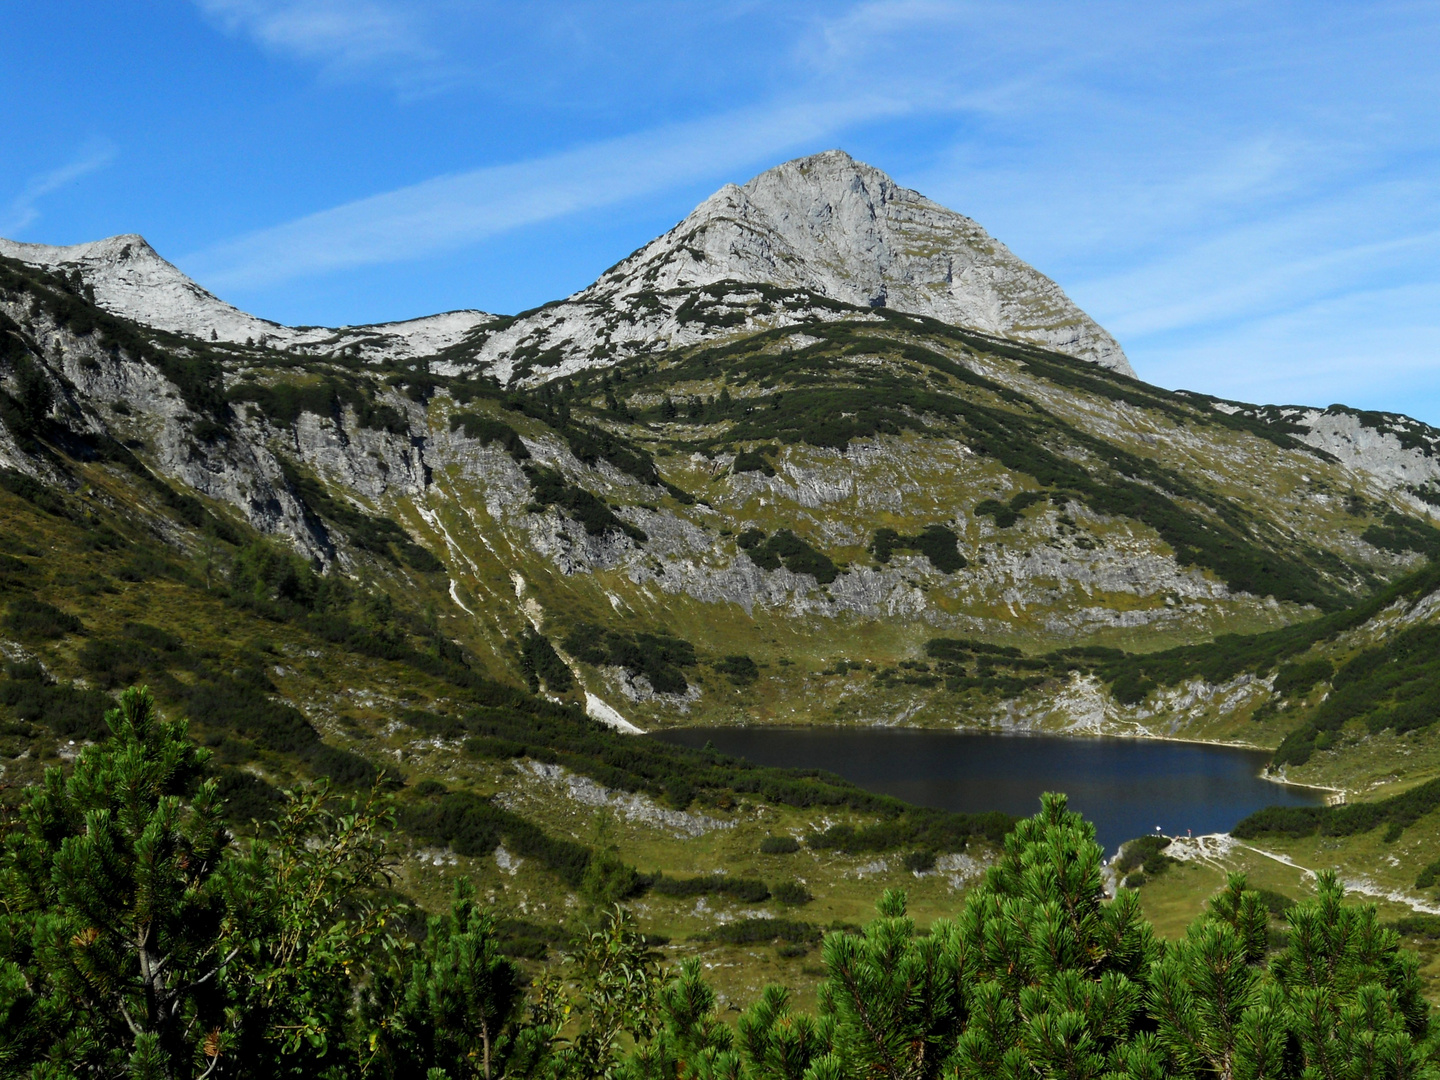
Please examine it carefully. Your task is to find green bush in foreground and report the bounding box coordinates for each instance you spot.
[0,691,1435,1078]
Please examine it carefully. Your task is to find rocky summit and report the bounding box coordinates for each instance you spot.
[1,152,1129,379]
[588,150,1132,373]
[3,151,1440,947]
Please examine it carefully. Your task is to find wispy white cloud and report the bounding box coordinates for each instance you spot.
[184,94,918,290]
[2,140,118,237]
[1137,278,1440,415]
[194,0,447,87]
[176,0,1440,419]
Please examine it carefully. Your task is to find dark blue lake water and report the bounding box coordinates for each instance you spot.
[652,726,1323,853]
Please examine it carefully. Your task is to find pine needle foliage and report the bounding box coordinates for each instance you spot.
[2,712,1437,1079]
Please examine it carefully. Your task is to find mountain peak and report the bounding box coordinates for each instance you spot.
[589,150,1132,373]
[0,232,493,360]
[0,232,289,344]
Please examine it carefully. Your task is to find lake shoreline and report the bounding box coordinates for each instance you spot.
[650,718,1350,802]
[653,724,1326,853]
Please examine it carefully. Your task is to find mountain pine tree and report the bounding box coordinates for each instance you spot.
[2,688,1438,1079]
[945,791,1159,1079]
[372,878,554,1080]
[0,686,231,1078]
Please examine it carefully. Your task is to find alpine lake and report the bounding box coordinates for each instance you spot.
[652,726,1324,853]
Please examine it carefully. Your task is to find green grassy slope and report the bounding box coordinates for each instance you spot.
[7,252,1440,981]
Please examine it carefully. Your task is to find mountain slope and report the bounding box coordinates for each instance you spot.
[6,151,1440,934]
[584,150,1131,372]
[4,244,1438,704]
[1,152,1129,381]
[0,233,495,361]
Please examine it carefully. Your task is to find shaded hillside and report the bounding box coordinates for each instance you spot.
[5,152,1440,945]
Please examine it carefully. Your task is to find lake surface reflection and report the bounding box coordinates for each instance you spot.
[652,726,1323,853]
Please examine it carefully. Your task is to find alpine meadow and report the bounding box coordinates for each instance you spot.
[3,150,1440,1078]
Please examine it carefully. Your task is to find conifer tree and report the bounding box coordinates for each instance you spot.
[622,958,742,1080]
[738,984,837,1080]
[1268,871,1435,1080]
[0,686,231,1078]
[819,887,965,1080]
[375,879,552,1080]
[1147,874,1279,1079]
[945,791,1159,1079]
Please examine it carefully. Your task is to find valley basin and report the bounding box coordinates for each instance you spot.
[652,726,1323,853]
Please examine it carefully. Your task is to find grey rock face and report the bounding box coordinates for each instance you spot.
[586,150,1133,373]
[1,150,1131,379]
[0,234,493,361]
[1206,400,1440,515]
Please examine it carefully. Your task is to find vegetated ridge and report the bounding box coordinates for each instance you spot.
[4,150,1440,979]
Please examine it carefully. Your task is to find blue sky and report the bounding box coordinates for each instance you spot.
[4,2,1440,422]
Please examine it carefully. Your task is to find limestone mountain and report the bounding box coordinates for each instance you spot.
[3,150,1440,817]
[580,150,1131,372]
[0,233,494,361]
[1,152,1129,381]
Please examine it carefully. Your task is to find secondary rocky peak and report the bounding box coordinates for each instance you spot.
[0,233,493,361]
[590,149,1132,373]
[0,233,288,345]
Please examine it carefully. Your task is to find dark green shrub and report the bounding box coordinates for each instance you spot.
[1233,777,1440,840]
[974,498,1018,528]
[523,465,647,543]
[310,744,380,788]
[1387,914,1440,942]
[870,528,903,563]
[0,467,69,517]
[0,661,110,740]
[739,529,838,583]
[214,767,284,823]
[1362,511,1440,560]
[402,789,593,887]
[5,597,82,639]
[230,375,407,434]
[582,848,643,906]
[771,880,813,906]
[1111,671,1156,705]
[518,629,573,693]
[703,918,820,946]
[281,461,443,571]
[1250,888,1297,917]
[650,874,770,903]
[912,525,966,572]
[1417,858,1440,890]
[562,623,694,694]
[714,655,759,685]
[1272,657,1335,698]
[760,835,800,855]
[903,850,937,873]
[450,412,529,460]
[870,525,965,572]
[732,449,776,476]
[1115,835,1173,876]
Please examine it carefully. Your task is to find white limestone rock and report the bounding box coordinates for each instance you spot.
[1204,399,1440,514]
[1,150,1131,377]
[0,234,493,361]
[584,150,1132,373]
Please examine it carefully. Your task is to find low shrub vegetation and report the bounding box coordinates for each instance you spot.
[870,524,967,572]
[5,722,1429,1080]
[736,527,838,583]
